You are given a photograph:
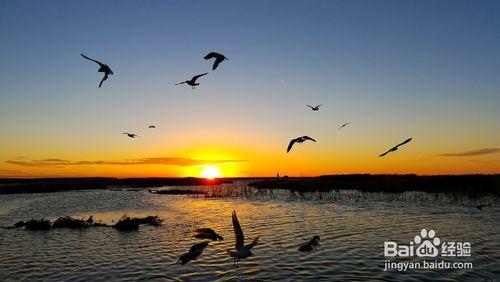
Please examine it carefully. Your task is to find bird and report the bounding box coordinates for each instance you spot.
[123,132,139,138]
[176,73,208,89]
[476,203,492,210]
[148,125,156,129]
[177,241,209,265]
[307,104,321,111]
[80,53,113,88]
[287,136,317,153]
[204,52,228,70]
[194,228,224,241]
[298,235,321,252]
[379,138,412,157]
[339,122,351,130]
[227,210,259,268]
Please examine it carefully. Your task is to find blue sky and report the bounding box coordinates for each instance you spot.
[0,0,499,177]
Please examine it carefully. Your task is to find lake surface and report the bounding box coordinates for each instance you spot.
[0,181,498,281]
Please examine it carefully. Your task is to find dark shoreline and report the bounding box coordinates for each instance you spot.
[0,177,232,194]
[1,174,499,195]
[248,174,500,195]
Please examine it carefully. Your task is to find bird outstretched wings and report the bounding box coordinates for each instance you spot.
[379,138,412,157]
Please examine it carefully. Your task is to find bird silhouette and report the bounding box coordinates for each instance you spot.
[307,104,321,111]
[298,235,321,252]
[227,211,259,268]
[176,73,208,90]
[287,136,317,153]
[148,125,156,129]
[204,52,228,70]
[123,132,139,138]
[81,54,113,88]
[379,138,412,157]
[177,241,209,265]
[194,228,224,241]
[339,122,351,130]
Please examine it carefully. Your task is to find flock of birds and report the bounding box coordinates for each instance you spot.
[82,51,412,157]
[177,210,319,268]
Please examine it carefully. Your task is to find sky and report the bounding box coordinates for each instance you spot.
[0,0,499,178]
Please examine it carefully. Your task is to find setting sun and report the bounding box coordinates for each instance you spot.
[199,165,222,180]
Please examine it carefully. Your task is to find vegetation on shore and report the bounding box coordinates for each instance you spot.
[248,174,500,195]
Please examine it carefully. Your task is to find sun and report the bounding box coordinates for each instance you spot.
[199,165,222,180]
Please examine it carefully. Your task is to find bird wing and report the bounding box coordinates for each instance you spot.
[379,148,393,157]
[123,132,130,135]
[244,236,259,251]
[192,73,208,82]
[287,138,297,153]
[81,54,104,67]
[302,136,316,142]
[316,105,322,108]
[175,81,187,85]
[307,105,314,109]
[212,57,224,70]
[203,52,219,60]
[99,74,108,88]
[395,138,412,148]
[232,211,244,251]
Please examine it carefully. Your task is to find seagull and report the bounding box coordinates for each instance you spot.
[176,73,208,89]
[123,132,139,138]
[307,105,321,111]
[204,52,228,70]
[379,138,412,157]
[177,241,209,265]
[339,122,351,130]
[298,235,321,252]
[148,125,156,129]
[227,211,259,268]
[476,203,492,210]
[194,228,224,241]
[287,136,316,153]
[80,53,113,88]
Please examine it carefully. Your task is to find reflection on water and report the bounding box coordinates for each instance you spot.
[0,180,498,281]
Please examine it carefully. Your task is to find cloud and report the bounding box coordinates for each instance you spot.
[5,157,246,167]
[435,148,500,157]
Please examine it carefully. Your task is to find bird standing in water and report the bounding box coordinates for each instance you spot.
[81,53,113,88]
[298,235,321,252]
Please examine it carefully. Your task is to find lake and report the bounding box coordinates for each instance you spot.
[0,180,498,281]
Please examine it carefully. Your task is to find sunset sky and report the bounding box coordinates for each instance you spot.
[0,0,499,178]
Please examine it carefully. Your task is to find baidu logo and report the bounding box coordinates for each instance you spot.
[385,229,441,258]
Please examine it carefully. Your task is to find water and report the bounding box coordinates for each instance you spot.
[0,181,498,281]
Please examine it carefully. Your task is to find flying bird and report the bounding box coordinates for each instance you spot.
[123,132,139,138]
[177,241,209,265]
[298,235,321,252]
[379,138,412,157]
[204,52,228,70]
[81,53,113,88]
[287,136,317,153]
[176,73,208,89]
[307,105,321,111]
[148,125,156,129]
[194,228,224,241]
[227,211,259,268]
[339,122,351,130]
